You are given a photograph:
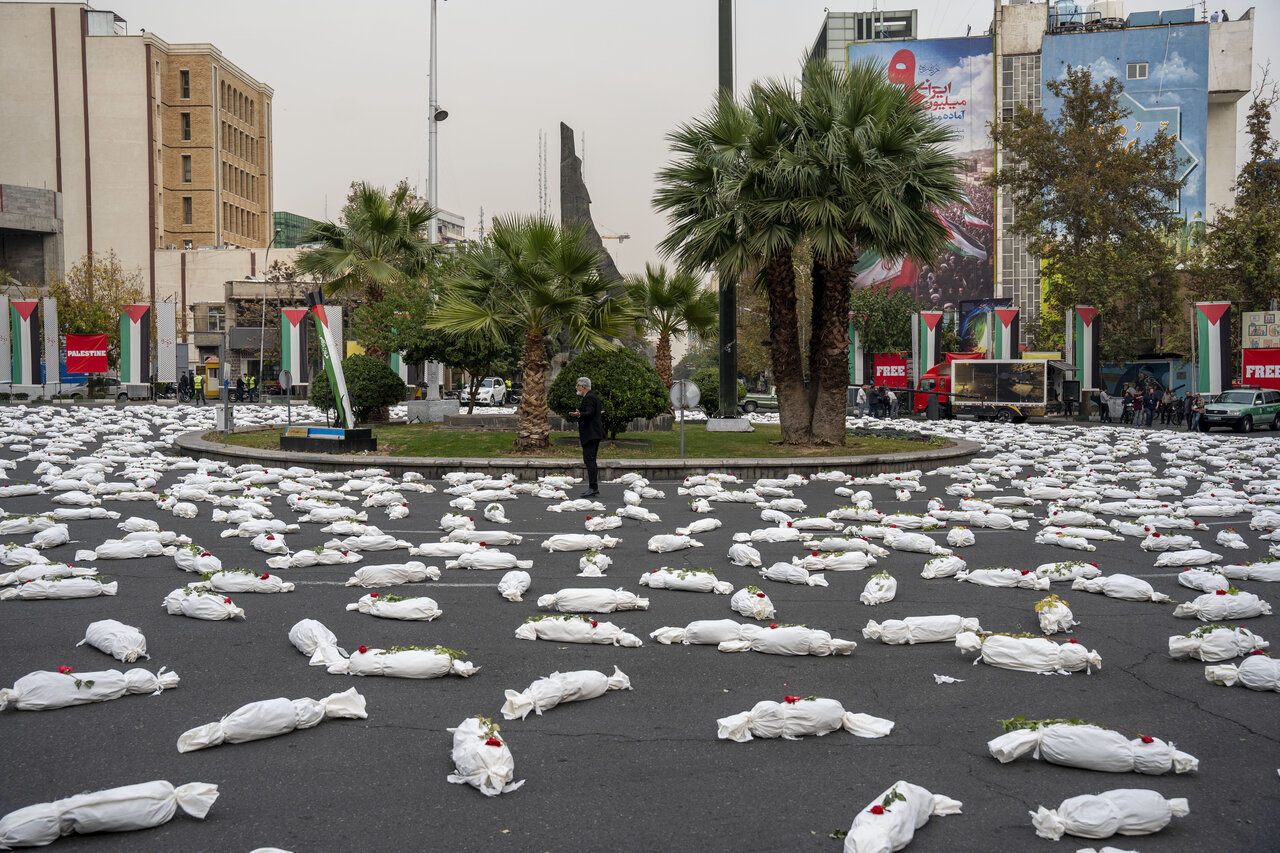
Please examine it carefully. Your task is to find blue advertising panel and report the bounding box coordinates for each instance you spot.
[1041,24,1209,225]
[846,37,995,308]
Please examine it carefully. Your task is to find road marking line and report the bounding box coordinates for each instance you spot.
[293,580,496,587]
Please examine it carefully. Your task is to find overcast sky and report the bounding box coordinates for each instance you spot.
[100,0,1274,275]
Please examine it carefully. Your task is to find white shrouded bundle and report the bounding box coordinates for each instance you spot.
[500,666,631,720]
[584,515,622,532]
[1034,561,1101,582]
[1036,596,1077,635]
[760,563,828,587]
[615,504,660,522]
[448,529,525,546]
[446,717,524,797]
[956,568,1051,590]
[946,527,975,548]
[1031,789,1189,841]
[1173,590,1272,620]
[956,632,1101,674]
[1042,525,1122,542]
[840,781,962,853]
[439,512,475,531]
[515,616,643,647]
[790,516,845,531]
[541,534,619,552]
[732,527,804,544]
[195,570,293,594]
[1219,560,1280,582]
[717,624,856,656]
[221,519,297,538]
[792,551,875,572]
[537,587,649,613]
[483,503,509,524]
[317,646,477,678]
[805,537,889,557]
[883,528,950,555]
[727,543,762,567]
[1072,574,1171,603]
[0,564,95,586]
[646,534,702,553]
[640,568,732,594]
[174,547,222,573]
[1034,531,1096,551]
[267,547,361,569]
[29,524,69,549]
[1154,549,1222,567]
[0,666,179,711]
[410,541,481,558]
[859,572,896,605]
[297,505,364,524]
[920,556,966,579]
[250,533,289,554]
[716,697,893,742]
[0,780,218,849]
[1140,532,1200,551]
[730,587,775,620]
[497,570,530,602]
[1205,653,1280,690]
[879,514,942,530]
[0,545,50,567]
[78,619,148,662]
[446,550,533,571]
[1177,568,1229,593]
[547,498,604,513]
[960,511,1028,530]
[345,593,441,621]
[288,619,343,659]
[74,539,164,561]
[988,724,1198,774]
[675,518,721,536]
[1251,509,1280,530]
[0,515,60,535]
[1169,625,1268,661]
[163,588,244,620]
[344,561,440,587]
[2,577,117,600]
[863,615,980,645]
[170,502,199,519]
[177,687,367,752]
[650,619,752,646]
[325,533,411,552]
[578,551,611,576]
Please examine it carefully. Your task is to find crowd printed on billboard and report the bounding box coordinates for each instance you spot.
[1244,311,1280,349]
[1099,360,1191,398]
[873,353,910,389]
[846,37,995,309]
[1243,349,1280,391]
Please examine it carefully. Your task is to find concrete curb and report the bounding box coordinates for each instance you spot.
[172,429,982,480]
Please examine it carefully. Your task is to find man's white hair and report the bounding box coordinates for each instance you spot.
[576,377,591,390]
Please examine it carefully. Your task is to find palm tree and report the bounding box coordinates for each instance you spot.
[626,263,718,389]
[428,215,635,450]
[295,181,437,307]
[654,57,963,445]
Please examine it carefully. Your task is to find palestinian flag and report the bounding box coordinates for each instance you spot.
[389,352,421,386]
[119,304,150,385]
[0,296,10,384]
[10,300,40,385]
[852,250,918,289]
[991,308,1020,359]
[913,311,944,381]
[848,319,866,386]
[307,291,356,429]
[1070,306,1100,391]
[1195,302,1232,396]
[940,217,987,260]
[281,308,310,385]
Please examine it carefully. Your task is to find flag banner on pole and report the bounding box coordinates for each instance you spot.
[1072,306,1100,390]
[119,304,150,385]
[848,322,866,386]
[155,302,177,383]
[281,308,310,384]
[0,295,10,384]
[323,305,343,354]
[914,311,943,380]
[66,334,108,373]
[992,308,1019,360]
[1243,348,1280,391]
[1195,301,1232,396]
[42,297,58,388]
[10,300,40,385]
[307,291,355,429]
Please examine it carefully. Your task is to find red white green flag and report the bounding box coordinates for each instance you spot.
[281,308,310,384]
[119,304,150,385]
[307,291,355,428]
[10,300,39,385]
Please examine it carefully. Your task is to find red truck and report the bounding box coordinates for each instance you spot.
[913,354,1072,422]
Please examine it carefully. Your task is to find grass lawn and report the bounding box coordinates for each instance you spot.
[215,423,947,459]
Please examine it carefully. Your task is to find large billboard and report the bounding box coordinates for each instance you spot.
[1244,311,1280,349]
[957,298,1012,353]
[846,37,995,308]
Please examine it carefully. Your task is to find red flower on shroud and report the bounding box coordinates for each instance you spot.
[58,665,73,674]
[1216,590,1227,595]
[357,646,368,654]
[784,696,799,704]
[869,805,885,815]
[590,620,599,628]
[1252,649,1266,656]
[756,592,766,598]
[223,598,232,604]
[260,573,270,580]
[1141,735,1154,744]
[1020,569,1030,575]
[769,623,778,629]
[370,592,379,598]
[485,738,503,747]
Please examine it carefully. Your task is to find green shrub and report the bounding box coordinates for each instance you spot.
[548,349,667,439]
[691,367,746,416]
[309,354,406,424]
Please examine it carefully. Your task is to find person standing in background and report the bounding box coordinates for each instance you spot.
[570,377,603,497]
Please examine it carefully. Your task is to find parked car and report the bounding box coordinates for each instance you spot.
[1200,387,1280,433]
[459,377,508,406]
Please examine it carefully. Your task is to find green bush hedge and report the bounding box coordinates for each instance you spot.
[691,367,747,417]
[310,354,406,424]
[548,349,667,439]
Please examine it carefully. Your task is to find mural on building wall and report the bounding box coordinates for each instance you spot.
[846,37,996,309]
[958,297,1013,353]
[1041,25,1208,224]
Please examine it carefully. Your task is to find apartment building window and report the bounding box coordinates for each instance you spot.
[1126,62,1148,80]
[182,155,191,183]
[179,69,190,99]
[183,239,193,250]
[223,202,229,231]
[181,112,191,141]
[207,306,225,333]
[182,196,193,225]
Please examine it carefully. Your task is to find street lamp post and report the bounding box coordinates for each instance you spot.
[425,0,448,401]
[258,227,282,400]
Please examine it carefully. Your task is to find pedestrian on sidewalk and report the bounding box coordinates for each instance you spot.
[1183,391,1195,430]
[570,376,603,497]
[1099,388,1111,422]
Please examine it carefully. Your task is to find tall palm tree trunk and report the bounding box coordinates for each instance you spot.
[809,256,853,445]
[763,249,811,444]
[655,332,673,389]
[807,259,827,413]
[515,326,551,451]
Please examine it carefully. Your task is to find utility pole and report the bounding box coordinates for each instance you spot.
[716,0,739,423]
[425,0,447,402]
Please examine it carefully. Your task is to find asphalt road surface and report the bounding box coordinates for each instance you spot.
[1,409,1278,852]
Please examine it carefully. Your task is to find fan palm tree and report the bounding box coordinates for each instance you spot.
[429,215,636,450]
[655,57,963,444]
[626,263,718,389]
[295,181,437,308]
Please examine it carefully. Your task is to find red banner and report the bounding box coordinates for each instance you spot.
[1243,348,1280,391]
[874,352,910,388]
[66,333,109,373]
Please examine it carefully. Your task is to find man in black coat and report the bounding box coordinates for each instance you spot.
[571,376,603,497]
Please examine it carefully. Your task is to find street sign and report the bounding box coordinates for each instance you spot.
[278,369,292,391]
[670,379,700,410]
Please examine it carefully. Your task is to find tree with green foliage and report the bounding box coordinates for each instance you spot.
[655,58,963,445]
[45,251,145,371]
[690,367,747,417]
[848,286,918,355]
[990,65,1183,361]
[548,349,667,439]
[428,216,636,450]
[310,353,406,424]
[624,263,717,389]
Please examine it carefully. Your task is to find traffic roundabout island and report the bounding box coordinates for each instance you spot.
[175,422,979,479]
